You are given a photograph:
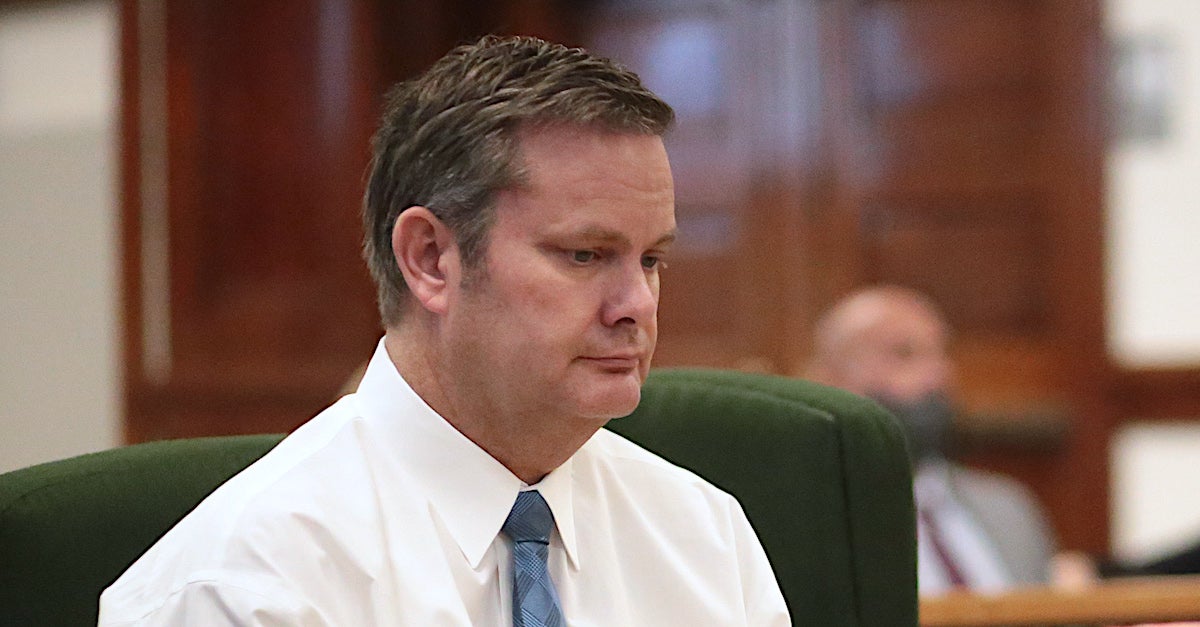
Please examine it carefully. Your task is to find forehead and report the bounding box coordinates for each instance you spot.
[852,299,948,353]
[492,125,675,237]
[515,124,670,184]
[840,294,950,350]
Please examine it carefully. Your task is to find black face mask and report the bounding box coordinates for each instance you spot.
[873,391,955,464]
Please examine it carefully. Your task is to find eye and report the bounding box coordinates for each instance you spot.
[571,250,598,264]
[641,255,666,270]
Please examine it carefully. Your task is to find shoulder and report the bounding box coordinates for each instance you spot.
[99,574,324,626]
[947,462,1057,582]
[576,428,745,524]
[102,397,387,619]
[583,428,732,493]
[949,463,1040,510]
[194,397,381,532]
[573,429,789,621]
[200,396,392,540]
[948,462,1055,548]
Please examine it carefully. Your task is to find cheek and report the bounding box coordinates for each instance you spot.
[884,365,937,401]
[485,254,610,340]
[506,268,599,318]
[849,357,885,384]
[498,280,597,347]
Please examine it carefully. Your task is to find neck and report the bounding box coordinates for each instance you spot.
[383,326,600,484]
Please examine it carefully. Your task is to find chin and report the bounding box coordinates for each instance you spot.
[575,374,644,420]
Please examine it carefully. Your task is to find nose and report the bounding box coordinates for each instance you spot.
[918,351,954,397]
[601,259,659,328]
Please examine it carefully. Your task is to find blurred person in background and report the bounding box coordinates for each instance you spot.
[807,285,1056,595]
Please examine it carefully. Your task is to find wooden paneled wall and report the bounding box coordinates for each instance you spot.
[120,0,1133,554]
[119,0,582,442]
[122,0,380,441]
[812,0,1111,554]
[577,0,1111,552]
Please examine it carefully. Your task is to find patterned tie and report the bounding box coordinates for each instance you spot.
[918,505,968,588]
[501,490,566,627]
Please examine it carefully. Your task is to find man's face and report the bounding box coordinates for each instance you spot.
[441,126,676,427]
[841,301,952,406]
[846,301,955,461]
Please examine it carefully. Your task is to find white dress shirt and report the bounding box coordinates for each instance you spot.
[914,460,1012,595]
[100,339,790,625]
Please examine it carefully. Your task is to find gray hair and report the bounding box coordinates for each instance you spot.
[363,35,675,327]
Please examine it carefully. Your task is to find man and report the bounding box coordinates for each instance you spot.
[806,285,1055,595]
[99,36,789,625]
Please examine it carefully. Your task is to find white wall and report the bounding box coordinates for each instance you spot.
[1106,0,1200,562]
[1112,423,1200,562]
[1107,0,1200,367]
[0,1,120,473]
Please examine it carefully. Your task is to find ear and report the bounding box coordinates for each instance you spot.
[391,206,459,315]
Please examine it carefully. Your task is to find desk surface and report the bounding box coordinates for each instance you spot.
[920,575,1200,626]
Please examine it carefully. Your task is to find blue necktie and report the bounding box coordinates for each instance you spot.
[501,490,566,627]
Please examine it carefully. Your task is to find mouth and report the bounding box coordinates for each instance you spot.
[579,355,643,372]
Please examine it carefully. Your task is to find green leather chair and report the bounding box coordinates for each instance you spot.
[0,369,916,626]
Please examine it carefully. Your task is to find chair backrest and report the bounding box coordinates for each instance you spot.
[0,434,285,626]
[611,369,916,625]
[0,369,915,626]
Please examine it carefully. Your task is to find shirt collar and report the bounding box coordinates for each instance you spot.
[913,457,953,509]
[352,338,580,570]
[527,458,580,570]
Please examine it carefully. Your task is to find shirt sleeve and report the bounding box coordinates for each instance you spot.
[98,578,330,627]
[728,499,792,626]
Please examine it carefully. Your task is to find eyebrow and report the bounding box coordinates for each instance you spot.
[655,230,678,247]
[569,225,678,248]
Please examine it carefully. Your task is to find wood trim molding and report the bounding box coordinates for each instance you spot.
[1111,367,1200,420]
[920,575,1200,626]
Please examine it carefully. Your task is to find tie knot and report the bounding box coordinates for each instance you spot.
[502,490,554,544]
